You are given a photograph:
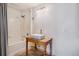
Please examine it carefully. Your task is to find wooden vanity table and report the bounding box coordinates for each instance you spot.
[26,36,53,56]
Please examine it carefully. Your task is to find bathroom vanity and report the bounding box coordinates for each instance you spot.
[26,34,53,56]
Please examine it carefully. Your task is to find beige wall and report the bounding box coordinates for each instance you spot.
[32,4,79,56]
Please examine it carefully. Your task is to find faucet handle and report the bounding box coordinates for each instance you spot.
[40,29,43,34]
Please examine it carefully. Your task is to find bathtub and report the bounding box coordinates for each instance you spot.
[8,37,26,56]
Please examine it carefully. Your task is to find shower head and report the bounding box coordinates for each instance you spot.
[21,15,25,18]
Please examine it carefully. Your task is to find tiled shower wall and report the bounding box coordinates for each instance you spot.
[7,5,31,55]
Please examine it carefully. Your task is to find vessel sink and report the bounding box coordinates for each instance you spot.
[31,34,45,40]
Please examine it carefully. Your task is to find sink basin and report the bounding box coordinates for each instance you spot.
[31,34,45,40]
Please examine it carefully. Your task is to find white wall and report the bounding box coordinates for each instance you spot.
[7,6,31,55]
[32,3,79,56]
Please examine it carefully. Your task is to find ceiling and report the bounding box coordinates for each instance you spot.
[8,3,43,11]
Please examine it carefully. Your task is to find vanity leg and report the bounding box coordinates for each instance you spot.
[35,43,37,50]
[26,38,28,56]
[44,45,47,56]
[50,38,52,56]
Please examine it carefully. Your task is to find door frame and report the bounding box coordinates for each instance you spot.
[0,3,8,56]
